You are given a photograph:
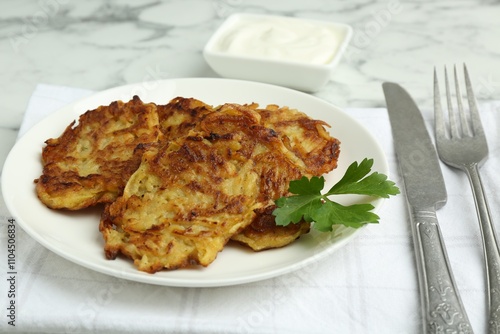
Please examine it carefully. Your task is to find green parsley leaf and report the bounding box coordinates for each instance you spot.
[273,158,400,231]
[312,202,379,231]
[326,158,399,198]
[289,175,324,195]
[273,194,321,226]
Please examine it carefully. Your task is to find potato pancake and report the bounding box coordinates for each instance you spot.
[156,98,340,252]
[35,95,341,271]
[99,105,306,272]
[158,97,340,201]
[253,103,340,176]
[229,103,340,250]
[35,96,161,210]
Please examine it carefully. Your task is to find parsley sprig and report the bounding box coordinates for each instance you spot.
[273,158,400,231]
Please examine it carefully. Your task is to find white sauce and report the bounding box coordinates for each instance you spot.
[216,17,342,65]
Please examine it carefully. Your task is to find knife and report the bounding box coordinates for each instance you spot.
[383,82,474,333]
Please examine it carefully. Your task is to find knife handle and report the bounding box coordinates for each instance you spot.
[410,208,474,334]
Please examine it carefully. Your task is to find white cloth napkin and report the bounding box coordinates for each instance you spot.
[2,83,499,334]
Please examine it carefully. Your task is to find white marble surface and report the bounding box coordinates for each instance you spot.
[2,0,500,131]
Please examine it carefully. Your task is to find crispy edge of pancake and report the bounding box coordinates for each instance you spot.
[231,205,311,251]
[34,96,161,210]
[157,96,215,140]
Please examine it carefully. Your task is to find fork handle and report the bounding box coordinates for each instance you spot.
[464,163,500,334]
[410,207,473,333]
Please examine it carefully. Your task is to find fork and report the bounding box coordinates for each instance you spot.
[434,64,500,333]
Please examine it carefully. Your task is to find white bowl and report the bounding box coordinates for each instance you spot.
[203,13,353,92]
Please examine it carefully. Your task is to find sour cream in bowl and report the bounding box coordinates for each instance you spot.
[203,13,353,92]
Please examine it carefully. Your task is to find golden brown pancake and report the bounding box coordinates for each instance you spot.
[252,103,340,176]
[99,104,306,272]
[227,103,340,250]
[157,99,338,252]
[35,96,161,210]
[35,96,341,271]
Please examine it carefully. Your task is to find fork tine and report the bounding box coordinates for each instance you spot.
[464,64,484,136]
[445,67,460,138]
[453,65,472,137]
[434,68,446,139]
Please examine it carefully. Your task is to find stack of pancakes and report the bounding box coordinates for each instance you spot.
[35,96,340,273]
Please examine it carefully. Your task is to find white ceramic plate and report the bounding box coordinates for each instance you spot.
[2,78,387,287]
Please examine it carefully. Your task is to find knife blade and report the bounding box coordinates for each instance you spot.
[383,82,474,333]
